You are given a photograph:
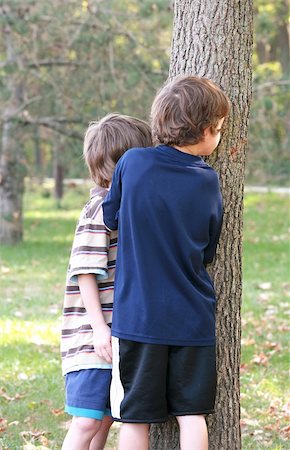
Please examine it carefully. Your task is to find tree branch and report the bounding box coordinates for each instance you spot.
[14,114,85,140]
[253,79,290,92]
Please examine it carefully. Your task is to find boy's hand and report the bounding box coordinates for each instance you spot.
[92,324,112,363]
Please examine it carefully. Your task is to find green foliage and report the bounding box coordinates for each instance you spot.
[0,0,172,180]
[0,185,289,448]
[0,0,289,184]
[247,0,290,186]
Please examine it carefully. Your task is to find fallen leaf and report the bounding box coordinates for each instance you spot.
[258,282,272,290]
[0,418,8,433]
[252,352,269,366]
[51,408,64,416]
[282,401,290,419]
[264,423,279,432]
[240,363,248,373]
[282,424,290,438]
[241,338,255,346]
[264,341,282,351]
[20,430,50,442]
[8,421,19,426]
[258,292,271,302]
[0,387,25,401]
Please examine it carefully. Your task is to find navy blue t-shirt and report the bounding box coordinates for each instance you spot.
[103,145,223,346]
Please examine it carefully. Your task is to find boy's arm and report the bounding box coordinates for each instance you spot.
[204,177,223,265]
[203,221,222,265]
[78,274,112,363]
[102,160,123,231]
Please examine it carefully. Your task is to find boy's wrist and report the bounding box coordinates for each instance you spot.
[91,319,108,331]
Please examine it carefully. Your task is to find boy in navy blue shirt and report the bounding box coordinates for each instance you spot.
[103,76,230,450]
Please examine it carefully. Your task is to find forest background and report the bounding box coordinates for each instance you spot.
[0,0,289,199]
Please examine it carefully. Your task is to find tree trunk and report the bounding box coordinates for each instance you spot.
[53,139,65,207]
[149,1,253,449]
[0,25,26,244]
[0,118,25,244]
[34,126,43,181]
[270,0,290,77]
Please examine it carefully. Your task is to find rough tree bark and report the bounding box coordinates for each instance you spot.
[149,1,253,449]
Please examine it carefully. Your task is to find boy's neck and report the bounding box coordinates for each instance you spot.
[173,143,206,157]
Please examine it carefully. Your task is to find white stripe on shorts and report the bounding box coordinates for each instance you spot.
[110,337,124,419]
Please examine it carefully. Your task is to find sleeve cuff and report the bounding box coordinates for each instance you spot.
[69,268,109,283]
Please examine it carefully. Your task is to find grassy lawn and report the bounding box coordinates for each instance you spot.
[0,181,289,449]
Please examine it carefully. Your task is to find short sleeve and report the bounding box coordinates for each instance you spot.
[68,206,110,282]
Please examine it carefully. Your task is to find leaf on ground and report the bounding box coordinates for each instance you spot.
[282,424,290,438]
[240,363,249,374]
[265,306,278,318]
[18,372,29,380]
[240,418,259,427]
[51,408,64,416]
[8,421,20,426]
[0,387,25,401]
[258,282,272,290]
[20,430,50,445]
[264,341,282,351]
[277,324,290,332]
[281,401,290,420]
[241,338,256,346]
[264,423,279,432]
[252,352,269,366]
[258,292,271,302]
[0,418,8,433]
[252,429,264,441]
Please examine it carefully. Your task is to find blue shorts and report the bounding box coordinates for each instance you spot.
[65,368,112,420]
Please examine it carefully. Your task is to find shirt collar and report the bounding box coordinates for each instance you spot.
[90,185,109,199]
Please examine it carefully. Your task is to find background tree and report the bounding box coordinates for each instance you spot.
[1,0,288,244]
[149,1,253,449]
[0,0,172,243]
[247,0,290,185]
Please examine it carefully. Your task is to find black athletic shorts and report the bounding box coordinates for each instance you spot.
[110,337,216,423]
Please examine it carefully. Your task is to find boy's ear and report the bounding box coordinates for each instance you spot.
[203,126,212,137]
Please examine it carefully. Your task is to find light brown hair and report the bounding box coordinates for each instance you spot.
[83,113,152,188]
[151,75,230,146]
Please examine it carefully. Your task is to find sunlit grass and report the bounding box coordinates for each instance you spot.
[241,192,289,448]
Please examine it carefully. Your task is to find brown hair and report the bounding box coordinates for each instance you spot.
[151,75,230,146]
[83,113,152,187]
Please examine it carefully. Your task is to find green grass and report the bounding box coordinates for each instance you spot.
[241,192,290,449]
[0,181,289,449]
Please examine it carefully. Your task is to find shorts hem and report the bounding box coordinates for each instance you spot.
[113,416,168,424]
[171,409,215,416]
[65,405,111,420]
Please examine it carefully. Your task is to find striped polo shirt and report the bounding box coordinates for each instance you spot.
[61,186,117,375]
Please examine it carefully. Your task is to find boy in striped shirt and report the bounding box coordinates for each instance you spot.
[61,113,152,450]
